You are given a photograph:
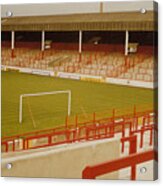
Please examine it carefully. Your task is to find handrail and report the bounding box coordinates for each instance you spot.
[1,110,156,153]
[82,150,158,180]
[2,109,154,141]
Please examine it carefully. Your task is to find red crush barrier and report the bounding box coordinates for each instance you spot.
[1,110,157,153]
[82,150,158,180]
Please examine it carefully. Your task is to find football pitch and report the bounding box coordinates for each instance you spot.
[1,71,154,137]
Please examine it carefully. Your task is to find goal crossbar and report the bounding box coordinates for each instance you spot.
[19,90,71,124]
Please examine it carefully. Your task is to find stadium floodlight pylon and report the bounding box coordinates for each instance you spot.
[19,90,71,124]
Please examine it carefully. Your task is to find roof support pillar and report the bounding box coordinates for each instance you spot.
[125,30,129,56]
[79,30,82,62]
[79,30,82,53]
[11,31,15,58]
[41,30,45,59]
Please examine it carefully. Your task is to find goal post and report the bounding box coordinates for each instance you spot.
[19,90,71,124]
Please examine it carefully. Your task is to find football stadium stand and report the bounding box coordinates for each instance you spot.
[2,46,157,82]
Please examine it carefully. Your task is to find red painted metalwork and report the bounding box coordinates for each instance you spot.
[121,135,137,154]
[41,51,44,59]
[121,135,137,180]
[131,124,155,148]
[79,53,82,62]
[82,150,158,179]
[11,49,15,58]
[1,110,157,153]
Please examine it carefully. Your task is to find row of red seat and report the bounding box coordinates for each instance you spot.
[1,47,157,82]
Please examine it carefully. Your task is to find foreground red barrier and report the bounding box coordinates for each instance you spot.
[2,110,156,153]
[121,135,137,179]
[82,150,158,180]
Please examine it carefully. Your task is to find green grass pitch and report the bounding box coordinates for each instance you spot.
[1,71,154,137]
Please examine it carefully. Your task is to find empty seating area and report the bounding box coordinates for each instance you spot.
[76,53,125,77]
[2,46,157,82]
[119,55,157,82]
[2,47,55,69]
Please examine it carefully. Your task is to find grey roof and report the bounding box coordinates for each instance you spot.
[1,11,157,31]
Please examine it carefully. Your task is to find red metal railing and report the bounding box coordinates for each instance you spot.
[82,134,138,179]
[1,109,157,153]
[82,150,158,180]
[82,121,157,180]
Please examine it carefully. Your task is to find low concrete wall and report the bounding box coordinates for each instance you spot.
[106,77,156,89]
[2,138,120,179]
[2,65,155,89]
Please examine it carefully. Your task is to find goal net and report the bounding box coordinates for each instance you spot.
[19,90,71,128]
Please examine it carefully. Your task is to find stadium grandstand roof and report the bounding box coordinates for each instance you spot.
[1,11,157,31]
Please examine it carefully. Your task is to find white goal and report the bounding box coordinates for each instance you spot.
[19,90,71,124]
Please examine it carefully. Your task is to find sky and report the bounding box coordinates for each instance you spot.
[1,1,155,17]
